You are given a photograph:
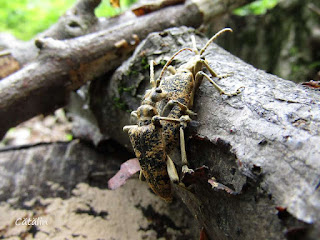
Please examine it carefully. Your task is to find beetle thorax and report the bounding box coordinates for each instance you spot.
[136,104,158,126]
[179,55,202,76]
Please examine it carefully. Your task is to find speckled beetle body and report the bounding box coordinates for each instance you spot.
[123,28,243,201]
[153,28,243,174]
[123,61,176,202]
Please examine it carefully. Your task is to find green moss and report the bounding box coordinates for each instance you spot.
[127,70,139,76]
[308,61,320,70]
[118,87,123,94]
[123,86,135,92]
[141,57,150,70]
[160,59,167,66]
[112,96,129,111]
[118,84,135,96]
[289,47,298,55]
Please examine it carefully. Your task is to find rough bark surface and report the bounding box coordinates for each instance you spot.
[0,0,252,140]
[88,26,320,239]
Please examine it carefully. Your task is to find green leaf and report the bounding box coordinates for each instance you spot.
[65,133,73,141]
[233,0,279,16]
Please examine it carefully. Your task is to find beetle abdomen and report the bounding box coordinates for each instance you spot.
[128,124,172,202]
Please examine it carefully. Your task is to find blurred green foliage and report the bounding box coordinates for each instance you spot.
[0,0,136,40]
[233,0,279,16]
[0,0,279,40]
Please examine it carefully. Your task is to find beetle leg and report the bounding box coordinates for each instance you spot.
[195,71,224,94]
[123,125,138,132]
[201,59,234,79]
[152,116,180,124]
[200,59,219,77]
[139,171,146,181]
[179,120,194,174]
[167,155,179,183]
[152,115,194,174]
[200,60,244,94]
[161,100,196,117]
[196,71,243,96]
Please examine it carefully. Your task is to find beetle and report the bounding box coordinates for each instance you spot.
[123,61,179,202]
[123,28,243,201]
[153,28,243,174]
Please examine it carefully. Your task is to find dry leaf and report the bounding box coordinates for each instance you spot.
[0,51,20,79]
[208,178,237,195]
[181,166,209,187]
[110,0,120,8]
[302,80,320,89]
[132,0,185,16]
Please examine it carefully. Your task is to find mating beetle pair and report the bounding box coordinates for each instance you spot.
[123,28,243,201]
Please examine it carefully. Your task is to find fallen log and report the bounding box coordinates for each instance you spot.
[87,26,320,239]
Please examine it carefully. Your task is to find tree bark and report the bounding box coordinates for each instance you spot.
[0,0,252,139]
[88,26,320,239]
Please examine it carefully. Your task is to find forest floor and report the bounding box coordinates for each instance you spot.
[0,179,197,240]
[0,109,72,147]
[0,112,199,240]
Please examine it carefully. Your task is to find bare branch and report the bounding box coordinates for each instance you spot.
[0,0,252,139]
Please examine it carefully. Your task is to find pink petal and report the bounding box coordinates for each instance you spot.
[108,158,141,190]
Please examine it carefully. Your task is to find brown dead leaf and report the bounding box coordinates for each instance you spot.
[199,227,209,240]
[0,51,20,79]
[301,80,320,89]
[181,166,209,187]
[208,178,237,195]
[110,0,120,8]
[132,0,185,16]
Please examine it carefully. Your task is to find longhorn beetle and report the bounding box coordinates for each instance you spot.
[153,28,243,174]
[123,61,179,202]
[123,28,243,201]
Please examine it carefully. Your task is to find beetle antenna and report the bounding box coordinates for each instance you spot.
[199,28,233,55]
[158,48,194,81]
[191,35,199,55]
[150,60,156,88]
